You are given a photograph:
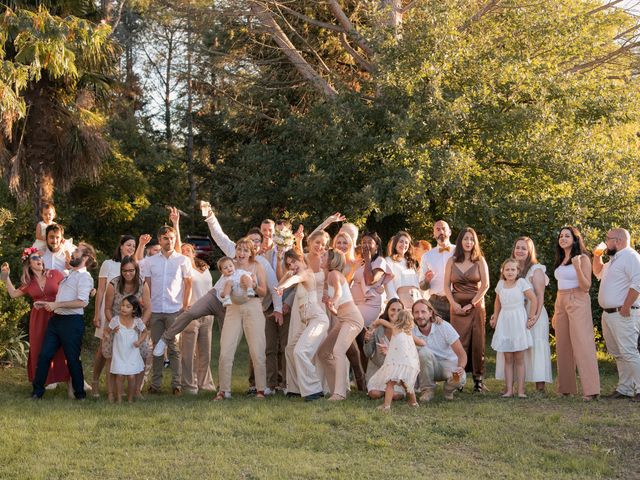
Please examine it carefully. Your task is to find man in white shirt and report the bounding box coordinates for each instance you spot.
[143,226,192,395]
[419,220,454,322]
[31,243,96,400]
[412,299,466,401]
[593,228,640,402]
[41,224,75,274]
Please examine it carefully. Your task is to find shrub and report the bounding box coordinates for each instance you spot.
[0,283,30,366]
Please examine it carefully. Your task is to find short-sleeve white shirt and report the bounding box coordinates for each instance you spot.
[597,247,640,309]
[413,321,460,364]
[142,251,192,314]
[419,245,454,296]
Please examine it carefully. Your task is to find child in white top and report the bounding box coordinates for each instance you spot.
[490,258,538,398]
[107,295,148,403]
[367,310,425,410]
[33,203,57,252]
[216,256,255,306]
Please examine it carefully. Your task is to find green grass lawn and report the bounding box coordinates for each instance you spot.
[1,327,639,480]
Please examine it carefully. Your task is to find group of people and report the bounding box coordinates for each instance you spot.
[2,202,640,408]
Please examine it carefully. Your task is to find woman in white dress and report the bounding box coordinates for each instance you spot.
[385,231,422,311]
[495,237,553,393]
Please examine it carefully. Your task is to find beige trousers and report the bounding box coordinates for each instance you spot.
[218,298,266,393]
[317,302,364,397]
[602,310,640,396]
[179,316,215,393]
[554,289,600,396]
[150,312,181,390]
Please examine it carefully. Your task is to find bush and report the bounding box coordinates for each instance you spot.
[0,283,30,366]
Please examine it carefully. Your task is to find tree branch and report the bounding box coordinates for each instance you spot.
[458,0,503,32]
[339,33,375,72]
[326,0,375,58]
[565,40,640,74]
[248,1,338,98]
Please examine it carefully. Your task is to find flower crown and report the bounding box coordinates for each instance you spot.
[21,247,39,261]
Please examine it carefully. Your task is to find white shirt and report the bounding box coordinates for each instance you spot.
[54,267,94,315]
[97,259,121,321]
[42,248,69,274]
[554,264,579,290]
[419,244,454,296]
[142,251,192,314]
[597,247,640,309]
[213,268,253,303]
[205,214,282,313]
[385,257,420,299]
[190,268,213,304]
[413,321,460,364]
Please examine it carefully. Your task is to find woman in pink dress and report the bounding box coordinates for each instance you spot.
[1,248,69,387]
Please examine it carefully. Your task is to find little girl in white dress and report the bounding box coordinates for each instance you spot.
[490,258,537,398]
[108,295,148,403]
[367,310,424,410]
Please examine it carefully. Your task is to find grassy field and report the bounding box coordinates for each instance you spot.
[1,327,639,480]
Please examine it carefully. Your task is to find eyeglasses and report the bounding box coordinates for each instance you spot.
[121,269,136,273]
[606,237,621,242]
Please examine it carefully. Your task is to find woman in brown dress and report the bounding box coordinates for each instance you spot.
[443,227,490,392]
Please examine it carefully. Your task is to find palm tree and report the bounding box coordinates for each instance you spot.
[0,3,117,214]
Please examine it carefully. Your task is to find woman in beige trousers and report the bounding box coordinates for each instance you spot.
[317,250,364,400]
[552,226,600,401]
[214,237,268,400]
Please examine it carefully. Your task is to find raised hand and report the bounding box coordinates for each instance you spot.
[139,234,152,246]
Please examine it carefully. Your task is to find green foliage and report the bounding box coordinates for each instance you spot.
[0,283,30,366]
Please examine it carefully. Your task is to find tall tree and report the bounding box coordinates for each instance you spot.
[0,5,117,214]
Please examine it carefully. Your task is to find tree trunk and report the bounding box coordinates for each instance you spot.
[165,31,174,146]
[185,19,197,228]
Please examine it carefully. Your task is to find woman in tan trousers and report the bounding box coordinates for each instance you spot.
[214,237,268,400]
[552,226,600,401]
[317,250,365,400]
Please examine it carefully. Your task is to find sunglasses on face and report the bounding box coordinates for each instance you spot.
[30,256,42,261]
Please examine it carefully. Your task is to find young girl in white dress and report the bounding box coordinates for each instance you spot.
[32,203,57,252]
[367,310,424,410]
[490,258,537,398]
[107,295,148,403]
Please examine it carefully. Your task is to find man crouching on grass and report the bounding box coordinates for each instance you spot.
[31,243,96,400]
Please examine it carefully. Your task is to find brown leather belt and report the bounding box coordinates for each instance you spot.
[603,306,640,314]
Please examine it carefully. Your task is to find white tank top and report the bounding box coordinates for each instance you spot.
[554,264,579,290]
[327,279,353,308]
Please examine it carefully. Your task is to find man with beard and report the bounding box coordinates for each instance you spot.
[31,243,97,399]
[419,220,454,322]
[412,299,467,401]
[41,224,75,274]
[593,228,640,402]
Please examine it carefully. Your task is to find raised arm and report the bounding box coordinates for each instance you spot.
[0,263,25,299]
[310,212,345,236]
[169,207,182,252]
[571,254,592,292]
[135,234,150,261]
[205,210,236,257]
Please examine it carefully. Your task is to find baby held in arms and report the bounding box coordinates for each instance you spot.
[216,256,256,307]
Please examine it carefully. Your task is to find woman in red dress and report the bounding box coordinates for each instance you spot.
[1,248,69,386]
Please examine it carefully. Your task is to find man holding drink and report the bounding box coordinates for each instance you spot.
[593,228,640,402]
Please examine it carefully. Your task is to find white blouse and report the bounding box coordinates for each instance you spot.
[384,257,420,299]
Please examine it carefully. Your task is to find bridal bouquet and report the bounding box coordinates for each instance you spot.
[273,228,295,250]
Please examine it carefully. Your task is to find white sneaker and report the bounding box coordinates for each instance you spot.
[153,338,167,357]
[45,383,58,390]
[222,297,232,307]
[264,387,275,396]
